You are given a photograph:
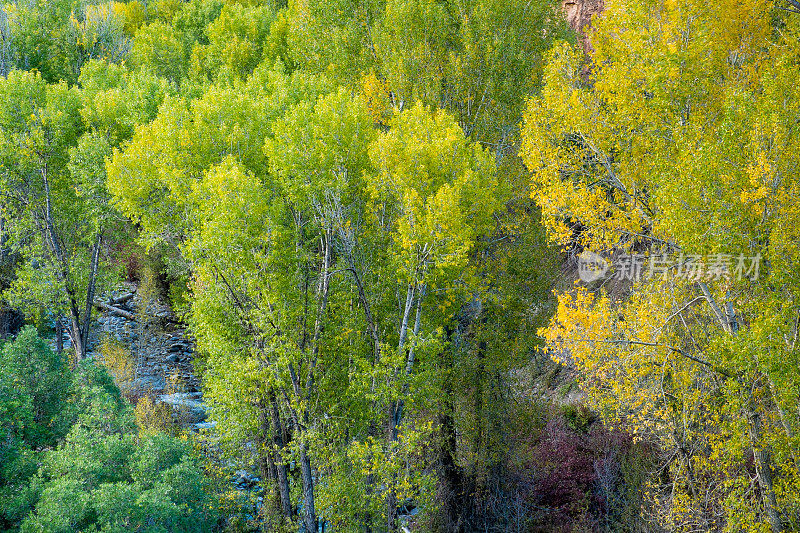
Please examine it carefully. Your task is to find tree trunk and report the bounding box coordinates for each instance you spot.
[388,284,425,531]
[79,233,102,358]
[93,300,136,320]
[55,314,63,355]
[41,166,87,360]
[700,293,783,530]
[299,442,318,533]
[68,306,84,360]
[288,223,332,533]
[439,406,464,533]
[269,392,293,519]
[746,404,783,532]
[390,287,424,440]
[257,404,282,513]
[0,216,6,263]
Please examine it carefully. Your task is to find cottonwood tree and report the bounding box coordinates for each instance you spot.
[360,101,499,530]
[521,1,800,530]
[108,62,331,528]
[0,70,101,359]
[0,58,168,360]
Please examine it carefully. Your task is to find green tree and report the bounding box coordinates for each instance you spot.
[21,362,215,532]
[0,70,100,359]
[0,58,163,360]
[0,327,71,528]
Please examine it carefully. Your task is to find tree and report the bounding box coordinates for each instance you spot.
[0,55,170,360]
[521,1,800,530]
[0,70,99,359]
[0,327,71,529]
[364,100,499,529]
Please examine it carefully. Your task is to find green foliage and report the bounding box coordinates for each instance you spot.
[189,2,276,83]
[0,328,216,532]
[23,429,215,532]
[172,0,225,46]
[0,327,71,446]
[129,21,190,82]
[287,0,570,146]
[0,327,71,528]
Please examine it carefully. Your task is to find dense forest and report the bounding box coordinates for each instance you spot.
[1,0,799,531]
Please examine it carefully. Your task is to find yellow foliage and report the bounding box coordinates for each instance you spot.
[359,71,394,125]
[98,334,135,384]
[524,0,800,528]
[134,395,177,436]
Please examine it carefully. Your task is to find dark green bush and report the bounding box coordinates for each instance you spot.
[0,327,216,532]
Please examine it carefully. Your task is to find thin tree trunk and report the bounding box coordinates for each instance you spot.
[0,216,6,262]
[269,392,293,519]
[257,403,282,513]
[306,229,332,393]
[746,404,783,532]
[345,256,381,376]
[387,284,418,532]
[388,284,425,531]
[41,166,86,359]
[68,305,84,360]
[391,287,424,440]
[55,314,63,355]
[299,442,317,533]
[397,284,416,354]
[288,223,333,533]
[296,230,332,533]
[341,241,381,533]
[437,322,464,533]
[79,233,102,358]
[713,294,782,531]
[767,377,800,474]
[439,406,464,533]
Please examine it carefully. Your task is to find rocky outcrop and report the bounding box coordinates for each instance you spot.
[97,284,200,394]
[92,283,206,429]
[562,0,604,54]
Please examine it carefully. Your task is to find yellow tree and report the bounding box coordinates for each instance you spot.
[522,1,800,530]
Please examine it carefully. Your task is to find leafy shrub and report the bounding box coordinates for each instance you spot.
[0,328,216,532]
[22,376,216,532]
[134,395,179,436]
[0,326,71,446]
[525,406,652,531]
[561,403,597,433]
[99,334,136,384]
[0,327,72,528]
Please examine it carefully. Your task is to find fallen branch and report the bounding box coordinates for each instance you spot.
[107,292,135,306]
[94,300,184,325]
[93,301,136,321]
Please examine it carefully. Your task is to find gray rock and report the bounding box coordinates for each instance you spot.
[233,470,261,490]
[159,393,206,422]
[134,375,166,392]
